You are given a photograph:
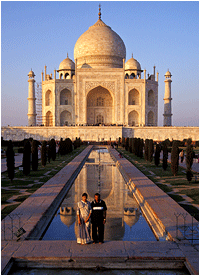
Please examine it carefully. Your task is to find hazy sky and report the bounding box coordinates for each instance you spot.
[1,1,199,127]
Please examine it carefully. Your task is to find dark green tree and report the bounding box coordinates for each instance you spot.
[186,138,194,183]
[144,139,149,161]
[162,141,168,171]
[65,138,73,153]
[154,144,161,166]
[129,138,132,153]
[50,139,56,161]
[31,140,38,171]
[23,140,31,175]
[6,140,15,182]
[125,138,129,151]
[171,140,179,176]
[148,139,154,162]
[41,141,47,167]
[139,139,144,158]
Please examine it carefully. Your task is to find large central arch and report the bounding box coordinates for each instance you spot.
[87,86,113,125]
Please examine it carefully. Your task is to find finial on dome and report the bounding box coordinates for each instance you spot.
[67,53,69,58]
[132,53,133,58]
[98,4,101,19]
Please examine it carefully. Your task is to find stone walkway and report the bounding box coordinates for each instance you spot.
[1,146,199,275]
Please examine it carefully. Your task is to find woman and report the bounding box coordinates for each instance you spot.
[77,193,92,244]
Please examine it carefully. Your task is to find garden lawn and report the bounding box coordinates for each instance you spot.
[118,147,199,221]
[1,145,86,220]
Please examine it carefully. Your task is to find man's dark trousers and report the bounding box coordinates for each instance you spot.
[92,222,104,243]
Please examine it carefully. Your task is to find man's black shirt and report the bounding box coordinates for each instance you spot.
[91,199,107,224]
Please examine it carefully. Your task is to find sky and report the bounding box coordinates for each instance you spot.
[1,1,199,127]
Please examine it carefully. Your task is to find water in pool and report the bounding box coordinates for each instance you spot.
[42,148,156,242]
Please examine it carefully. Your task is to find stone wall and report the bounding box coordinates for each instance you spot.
[1,126,199,142]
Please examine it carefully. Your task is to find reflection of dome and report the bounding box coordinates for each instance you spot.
[74,17,126,69]
[125,57,141,71]
[60,214,76,228]
[124,209,140,228]
[59,56,75,70]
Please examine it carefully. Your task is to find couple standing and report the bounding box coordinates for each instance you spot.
[77,193,107,245]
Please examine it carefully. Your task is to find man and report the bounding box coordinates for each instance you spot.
[91,193,107,244]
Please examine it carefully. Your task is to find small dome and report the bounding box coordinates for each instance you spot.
[28,69,35,78]
[59,56,75,70]
[165,70,172,77]
[125,57,141,71]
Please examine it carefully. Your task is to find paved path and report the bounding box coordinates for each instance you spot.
[1,146,199,275]
[1,240,198,274]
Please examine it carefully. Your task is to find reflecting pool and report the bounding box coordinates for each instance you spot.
[42,148,156,241]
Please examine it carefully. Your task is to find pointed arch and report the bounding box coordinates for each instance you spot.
[60,89,72,105]
[128,110,139,126]
[147,111,154,126]
[148,90,155,106]
[60,110,72,126]
[128,89,140,105]
[87,86,113,125]
[46,111,53,126]
[45,90,52,106]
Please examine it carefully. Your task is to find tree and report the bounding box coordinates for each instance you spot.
[171,140,179,176]
[32,140,38,171]
[154,144,161,166]
[148,139,154,162]
[186,138,194,183]
[139,139,144,158]
[162,141,168,171]
[65,138,73,153]
[50,139,56,161]
[6,140,15,182]
[125,138,129,151]
[41,141,47,167]
[23,140,31,175]
[144,139,149,161]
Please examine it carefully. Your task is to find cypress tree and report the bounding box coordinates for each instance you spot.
[162,141,168,171]
[6,140,15,182]
[23,140,31,175]
[148,139,154,162]
[154,144,160,166]
[125,138,129,151]
[186,138,194,183]
[41,141,47,167]
[65,138,73,153]
[186,138,194,171]
[32,140,38,171]
[171,140,179,176]
[47,141,51,163]
[129,138,132,153]
[144,139,149,161]
[50,139,56,161]
[140,139,144,158]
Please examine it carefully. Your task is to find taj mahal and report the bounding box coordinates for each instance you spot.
[28,7,170,128]
[2,7,198,142]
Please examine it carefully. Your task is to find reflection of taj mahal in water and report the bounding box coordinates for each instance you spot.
[58,149,140,241]
[28,6,173,129]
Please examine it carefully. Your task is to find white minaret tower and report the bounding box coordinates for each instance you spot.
[27,69,36,126]
[163,70,172,126]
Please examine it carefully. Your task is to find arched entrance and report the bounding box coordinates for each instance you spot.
[128,110,139,126]
[46,111,53,126]
[60,110,72,126]
[87,86,113,125]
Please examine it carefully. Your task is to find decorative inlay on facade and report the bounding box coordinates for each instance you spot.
[85,81,115,93]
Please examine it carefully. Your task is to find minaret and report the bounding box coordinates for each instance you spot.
[163,70,172,126]
[27,69,36,126]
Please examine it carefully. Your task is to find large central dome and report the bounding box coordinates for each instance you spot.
[74,18,126,69]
